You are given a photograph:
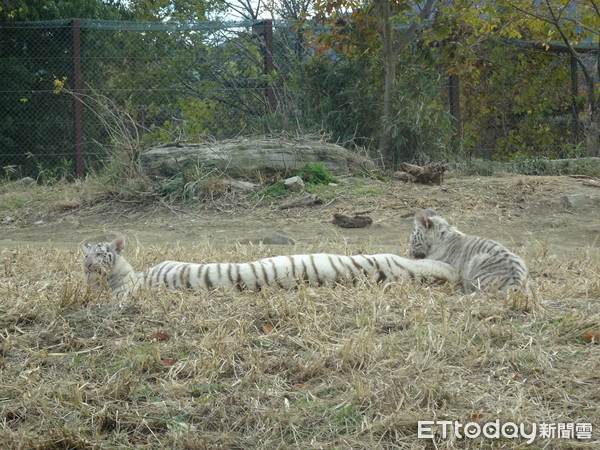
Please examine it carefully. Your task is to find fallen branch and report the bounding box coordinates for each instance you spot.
[332,213,373,228]
[582,179,600,188]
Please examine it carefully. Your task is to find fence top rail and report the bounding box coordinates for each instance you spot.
[2,19,597,53]
[0,18,293,31]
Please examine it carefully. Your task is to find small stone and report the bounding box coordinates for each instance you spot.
[561,194,595,208]
[223,179,258,191]
[549,219,567,229]
[283,176,305,192]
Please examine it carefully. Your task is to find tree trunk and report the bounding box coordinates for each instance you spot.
[586,41,600,157]
[580,40,599,157]
[374,0,436,169]
[377,0,397,166]
[585,109,600,157]
[543,0,598,157]
[380,55,397,165]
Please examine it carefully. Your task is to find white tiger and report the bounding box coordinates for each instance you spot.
[409,210,529,293]
[82,237,461,296]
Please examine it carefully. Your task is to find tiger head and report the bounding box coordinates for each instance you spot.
[81,237,125,285]
[409,210,457,259]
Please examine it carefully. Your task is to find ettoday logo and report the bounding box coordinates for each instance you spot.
[418,420,593,444]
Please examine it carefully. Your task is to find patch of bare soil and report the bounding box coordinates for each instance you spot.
[1,175,598,259]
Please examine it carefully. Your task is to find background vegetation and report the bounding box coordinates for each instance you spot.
[0,0,598,181]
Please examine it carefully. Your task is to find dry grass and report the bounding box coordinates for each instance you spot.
[1,239,599,449]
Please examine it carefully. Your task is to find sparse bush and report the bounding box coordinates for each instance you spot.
[298,162,337,185]
[261,181,291,199]
[159,167,229,203]
[451,159,500,176]
[2,164,20,182]
[160,176,186,197]
[453,156,600,177]
[507,154,553,175]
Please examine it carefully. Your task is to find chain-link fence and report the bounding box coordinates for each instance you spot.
[451,38,597,160]
[0,19,308,180]
[0,19,596,181]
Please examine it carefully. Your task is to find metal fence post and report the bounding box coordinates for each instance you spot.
[72,19,84,178]
[253,20,277,114]
[569,54,580,148]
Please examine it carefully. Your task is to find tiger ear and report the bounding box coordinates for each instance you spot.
[416,212,434,230]
[110,237,125,255]
[80,242,92,253]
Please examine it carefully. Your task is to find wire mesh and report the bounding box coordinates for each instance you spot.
[0,19,308,180]
[0,19,594,181]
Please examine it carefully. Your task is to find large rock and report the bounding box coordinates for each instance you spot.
[283,176,305,192]
[141,138,375,178]
[0,177,36,194]
[560,194,597,209]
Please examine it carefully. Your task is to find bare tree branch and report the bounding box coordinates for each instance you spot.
[589,0,600,16]
[394,0,435,53]
[218,0,262,20]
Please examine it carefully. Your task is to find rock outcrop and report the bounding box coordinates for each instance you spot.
[141,138,375,178]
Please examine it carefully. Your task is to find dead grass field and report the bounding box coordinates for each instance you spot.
[1,174,599,448]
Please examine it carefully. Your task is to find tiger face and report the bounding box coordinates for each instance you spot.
[408,210,452,259]
[81,238,125,282]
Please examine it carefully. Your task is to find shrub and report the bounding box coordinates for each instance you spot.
[298,162,337,185]
[261,181,290,199]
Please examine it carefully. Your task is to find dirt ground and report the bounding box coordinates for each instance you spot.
[1,174,599,260]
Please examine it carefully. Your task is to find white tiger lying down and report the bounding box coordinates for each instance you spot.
[82,237,461,295]
[409,210,529,293]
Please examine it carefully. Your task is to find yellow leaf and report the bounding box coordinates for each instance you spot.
[52,76,67,94]
[20,98,28,103]
[509,30,522,39]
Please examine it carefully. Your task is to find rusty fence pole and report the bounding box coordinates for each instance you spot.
[569,54,580,149]
[253,20,277,114]
[72,19,84,178]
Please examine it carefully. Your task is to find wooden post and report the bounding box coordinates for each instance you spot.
[72,19,84,178]
[252,20,277,114]
[569,54,580,147]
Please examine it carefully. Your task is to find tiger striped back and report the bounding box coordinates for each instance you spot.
[409,210,529,293]
[82,238,461,295]
[145,253,461,292]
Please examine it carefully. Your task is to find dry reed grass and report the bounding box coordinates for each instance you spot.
[0,238,598,449]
